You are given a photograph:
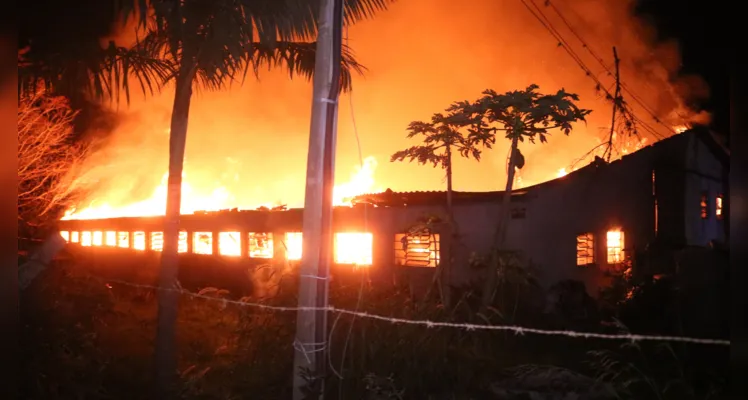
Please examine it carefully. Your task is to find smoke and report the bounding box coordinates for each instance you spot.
[69,0,710,211]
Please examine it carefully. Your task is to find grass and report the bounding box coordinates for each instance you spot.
[20,249,728,399]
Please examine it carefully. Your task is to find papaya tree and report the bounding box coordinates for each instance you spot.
[390,110,485,307]
[391,111,484,217]
[450,84,592,307]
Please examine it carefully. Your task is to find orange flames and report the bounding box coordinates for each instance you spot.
[63,156,381,220]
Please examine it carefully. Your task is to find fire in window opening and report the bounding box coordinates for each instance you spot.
[71,231,80,243]
[606,230,625,264]
[117,232,129,248]
[576,233,594,266]
[219,232,242,256]
[80,231,92,246]
[285,232,303,260]
[133,232,146,250]
[334,232,373,266]
[249,233,273,259]
[151,232,163,251]
[193,232,212,254]
[700,192,708,219]
[716,194,723,220]
[60,231,70,242]
[104,231,116,246]
[394,232,441,268]
[92,231,103,246]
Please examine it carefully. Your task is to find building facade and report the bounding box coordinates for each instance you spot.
[59,129,728,295]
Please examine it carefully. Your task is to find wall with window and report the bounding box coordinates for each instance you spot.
[683,133,726,246]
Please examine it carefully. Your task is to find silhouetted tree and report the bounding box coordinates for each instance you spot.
[450,84,591,307]
[114,0,391,395]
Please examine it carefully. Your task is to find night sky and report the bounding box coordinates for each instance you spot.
[19,0,727,140]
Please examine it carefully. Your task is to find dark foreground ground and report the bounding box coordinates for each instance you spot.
[20,249,729,399]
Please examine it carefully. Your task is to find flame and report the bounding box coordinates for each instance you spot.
[557,168,568,178]
[62,156,381,220]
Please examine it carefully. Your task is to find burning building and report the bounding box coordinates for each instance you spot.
[58,128,728,295]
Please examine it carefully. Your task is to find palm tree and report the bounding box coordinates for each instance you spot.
[112,1,392,394]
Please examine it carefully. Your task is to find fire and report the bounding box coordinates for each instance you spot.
[62,156,381,221]
[557,168,568,178]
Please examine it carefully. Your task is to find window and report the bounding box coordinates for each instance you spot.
[700,192,708,219]
[606,230,625,264]
[218,232,241,256]
[71,231,80,243]
[716,194,723,220]
[151,232,163,251]
[60,231,70,242]
[117,232,129,248]
[80,231,92,246]
[394,232,440,267]
[334,233,373,265]
[105,231,117,246]
[133,232,146,250]
[249,233,273,259]
[92,231,103,246]
[285,232,303,260]
[193,232,213,255]
[576,233,594,266]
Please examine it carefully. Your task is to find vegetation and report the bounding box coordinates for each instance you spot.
[17,89,87,237]
[21,249,728,399]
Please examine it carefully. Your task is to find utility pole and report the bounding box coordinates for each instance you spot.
[292,0,343,398]
[605,46,621,163]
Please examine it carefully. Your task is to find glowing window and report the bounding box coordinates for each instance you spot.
[117,232,129,248]
[151,232,163,251]
[249,233,273,259]
[92,231,103,246]
[606,230,625,264]
[716,194,723,220]
[700,192,708,219]
[576,233,594,266]
[71,231,80,243]
[193,232,213,255]
[394,232,440,268]
[60,231,70,242]
[80,231,92,246]
[178,232,188,253]
[285,232,303,260]
[219,232,242,256]
[334,233,373,265]
[105,231,117,246]
[133,232,146,250]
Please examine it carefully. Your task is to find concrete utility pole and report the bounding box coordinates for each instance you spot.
[292,0,343,398]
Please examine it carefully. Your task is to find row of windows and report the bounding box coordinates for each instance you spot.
[60,230,441,268]
[576,230,625,266]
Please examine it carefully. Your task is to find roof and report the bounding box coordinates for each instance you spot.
[351,188,530,207]
[353,128,726,208]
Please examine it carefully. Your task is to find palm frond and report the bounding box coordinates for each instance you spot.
[18,31,174,105]
[243,41,365,92]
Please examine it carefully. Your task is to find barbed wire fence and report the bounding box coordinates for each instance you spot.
[79,273,729,347]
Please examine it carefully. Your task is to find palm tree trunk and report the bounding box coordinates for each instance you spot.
[481,136,519,308]
[154,59,197,397]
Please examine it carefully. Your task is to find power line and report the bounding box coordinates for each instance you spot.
[519,0,676,140]
[541,0,684,134]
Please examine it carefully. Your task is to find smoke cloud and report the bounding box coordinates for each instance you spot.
[69,0,710,211]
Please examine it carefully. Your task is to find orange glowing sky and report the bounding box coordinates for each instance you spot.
[64,0,709,218]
